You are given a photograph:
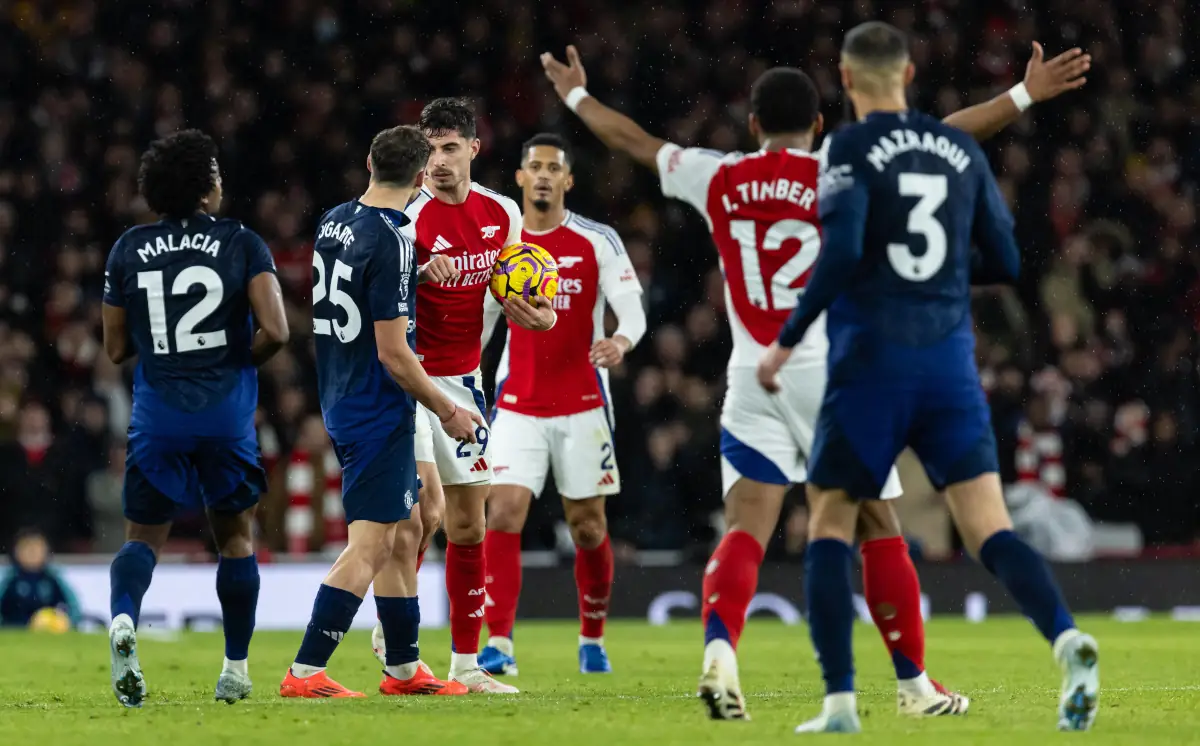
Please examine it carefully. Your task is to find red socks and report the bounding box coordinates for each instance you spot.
[483,530,522,639]
[416,548,425,572]
[701,530,764,649]
[861,536,926,679]
[576,535,614,639]
[445,541,485,655]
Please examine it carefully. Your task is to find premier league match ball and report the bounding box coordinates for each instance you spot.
[489,242,559,303]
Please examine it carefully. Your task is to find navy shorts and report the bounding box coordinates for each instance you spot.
[124,431,266,525]
[332,426,420,524]
[808,376,999,499]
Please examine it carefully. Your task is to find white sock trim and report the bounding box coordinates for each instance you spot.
[290,663,324,679]
[579,636,603,647]
[824,691,857,715]
[450,652,478,674]
[222,657,248,677]
[385,662,420,680]
[897,671,935,697]
[487,636,514,657]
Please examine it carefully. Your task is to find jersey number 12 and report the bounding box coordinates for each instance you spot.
[729,219,821,310]
[137,267,227,355]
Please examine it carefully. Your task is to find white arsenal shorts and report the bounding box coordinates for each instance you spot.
[490,406,620,500]
[414,371,492,486]
[719,364,903,499]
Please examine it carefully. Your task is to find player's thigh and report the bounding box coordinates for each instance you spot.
[551,407,620,500]
[910,382,1000,492]
[487,484,534,533]
[807,382,911,500]
[428,373,493,486]
[123,432,197,529]
[719,370,805,498]
[334,426,421,527]
[491,408,551,497]
[193,434,266,518]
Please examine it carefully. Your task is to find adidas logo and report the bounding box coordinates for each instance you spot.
[321,629,344,642]
[469,457,488,473]
[468,606,485,618]
[598,473,615,486]
[431,235,453,253]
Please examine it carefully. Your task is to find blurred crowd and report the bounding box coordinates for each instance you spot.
[1,0,1198,558]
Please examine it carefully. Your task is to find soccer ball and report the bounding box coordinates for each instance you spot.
[29,607,70,634]
[489,242,559,303]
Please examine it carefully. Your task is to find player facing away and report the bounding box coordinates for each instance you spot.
[281,126,482,699]
[541,41,1090,721]
[758,22,1099,734]
[368,98,553,694]
[101,130,291,707]
[477,133,647,676]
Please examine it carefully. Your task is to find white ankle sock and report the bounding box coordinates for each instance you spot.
[290,663,324,679]
[824,691,857,715]
[897,671,935,697]
[579,635,603,647]
[223,657,248,677]
[450,652,477,675]
[488,636,514,657]
[385,662,419,680]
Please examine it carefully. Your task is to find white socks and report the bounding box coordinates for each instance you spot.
[222,657,248,677]
[897,671,936,697]
[385,662,420,680]
[488,636,515,657]
[450,652,478,675]
[579,635,603,647]
[824,691,857,715]
[290,663,324,679]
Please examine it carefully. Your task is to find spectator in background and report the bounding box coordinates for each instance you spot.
[0,528,81,628]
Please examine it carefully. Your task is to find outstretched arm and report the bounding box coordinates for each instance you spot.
[541,46,666,170]
[943,42,1090,141]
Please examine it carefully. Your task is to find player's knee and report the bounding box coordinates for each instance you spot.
[805,486,859,543]
[567,512,607,550]
[857,502,902,542]
[443,510,485,544]
[486,490,529,533]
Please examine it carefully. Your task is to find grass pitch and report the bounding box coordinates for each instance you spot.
[0,616,1196,745]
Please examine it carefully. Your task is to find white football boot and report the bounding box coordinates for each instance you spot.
[697,639,749,720]
[109,614,146,708]
[896,674,970,716]
[449,666,520,694]
[1054,630,1100,731]
[794,693,862,734]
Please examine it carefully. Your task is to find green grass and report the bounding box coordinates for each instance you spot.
[0,616,1196,745]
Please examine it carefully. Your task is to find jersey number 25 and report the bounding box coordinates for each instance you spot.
[312,254,363,343]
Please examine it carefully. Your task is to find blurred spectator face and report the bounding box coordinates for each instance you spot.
[18,403,51,444]
[516,144,572,213]
[81,399,108,435]
[14,531,50,572]
[635,368,665,407]
[1152,412,1178,445]
[654,326,688,369]
[1027,395,1051,429]
[1050,313,1079,349]
[1061,235,1092,266]
[647,426,678,470]
[425,131,479,193]
[685,306,719,343]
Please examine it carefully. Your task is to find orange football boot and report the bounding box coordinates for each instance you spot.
[379,662,469,696]
[279,669,366,698]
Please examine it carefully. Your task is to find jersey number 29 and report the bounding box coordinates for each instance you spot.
[137,267,227,355]
[312,253,362,343]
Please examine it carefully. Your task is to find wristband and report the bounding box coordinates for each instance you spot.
[564,87,591,113]
[439,404,457,423]
[1008,82,1034,113]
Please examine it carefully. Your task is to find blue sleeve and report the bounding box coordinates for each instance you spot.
[239,229,277,279]
[103,240,125,307]
[368,216,412,322]
[778,137,867,348]
[970,154,1020,285]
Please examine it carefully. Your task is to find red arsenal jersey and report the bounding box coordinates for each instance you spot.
[494,212,641,418]
[403,183,522,376]
[656,143,827,368]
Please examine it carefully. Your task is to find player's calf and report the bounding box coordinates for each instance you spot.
[564,496,613,673]
[210,505,260,703]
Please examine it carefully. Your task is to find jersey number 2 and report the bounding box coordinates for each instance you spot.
[729,219,820,310]
[137,267,227,355]
[312,254,362,343]
[888,173,948,282]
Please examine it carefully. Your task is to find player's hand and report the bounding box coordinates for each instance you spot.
[419,255,459,285]
[439,404,483,444]
[590,336,630,368]
[756,341,793,394]
[1023,42,1090,102]
[540,45,587,101]
[504,296,556,331]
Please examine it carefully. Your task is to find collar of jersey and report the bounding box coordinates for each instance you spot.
[353,199,410,226]
[164,212,215,226]
[523,211,570,237]
[861,109,912,122]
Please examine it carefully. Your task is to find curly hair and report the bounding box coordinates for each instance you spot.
[418,97,477,140]
[137,129,219,219]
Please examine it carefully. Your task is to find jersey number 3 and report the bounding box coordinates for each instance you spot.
[312,253,362,343]
[888,173,948,282]
[137,267,227,355]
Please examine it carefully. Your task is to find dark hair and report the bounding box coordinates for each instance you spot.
[370,125,432,186]
[138,129,219,219]
[521,132,572,167]
[419,97,477,140]
[842,21,909,65]
[750,67,820,134]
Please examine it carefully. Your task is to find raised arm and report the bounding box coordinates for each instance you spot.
[943,43,1090,141]
[541,46,666,170]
